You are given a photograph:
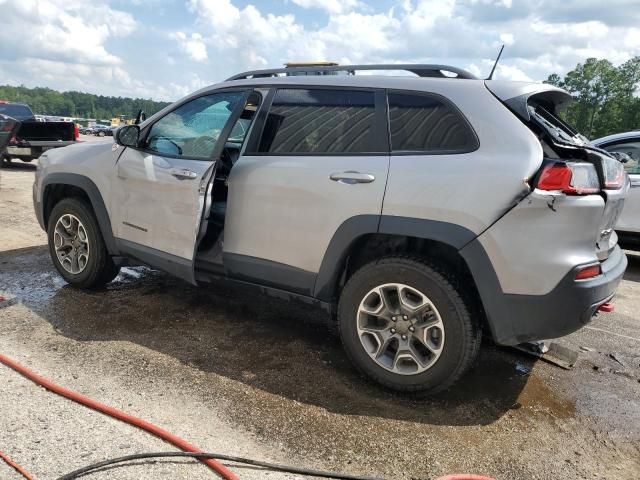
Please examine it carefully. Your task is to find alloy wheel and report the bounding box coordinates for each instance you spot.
[54,213,90,274]
[357,283,445,375]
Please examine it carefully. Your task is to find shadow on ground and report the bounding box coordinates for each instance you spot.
[1,245,547,427]
[1,160,37,170]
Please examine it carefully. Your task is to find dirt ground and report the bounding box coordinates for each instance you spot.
[1,150,639,480]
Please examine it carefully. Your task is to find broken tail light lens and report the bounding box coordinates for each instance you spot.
[575,264,601,280]
[602,155,625,189]
[537,162,600,195]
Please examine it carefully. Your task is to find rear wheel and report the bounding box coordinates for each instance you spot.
[47,198,119,288]
[338,257,481,393]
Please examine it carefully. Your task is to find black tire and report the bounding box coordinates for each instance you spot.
[47,197,120,289]
[338,257,481,393]
[1,156,10,167]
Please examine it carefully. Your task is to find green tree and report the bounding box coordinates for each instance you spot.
[0,85,170,121]
[546,56,640,138]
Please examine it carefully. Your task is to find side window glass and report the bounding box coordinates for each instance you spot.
[146,91,245,159]
[258,89,379,154]
[388,92,477,153]
[603,141,640,174]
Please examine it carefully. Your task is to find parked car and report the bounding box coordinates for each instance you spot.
[92,125,111,137]
[33,64,628,393]
[79,127,93,135]
[592,131,640,247]
[0,101,78,164]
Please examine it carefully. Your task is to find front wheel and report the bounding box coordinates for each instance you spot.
[338,257,481,393]
[47,198,120,288]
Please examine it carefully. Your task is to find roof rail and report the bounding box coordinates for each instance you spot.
[225,64,477,81]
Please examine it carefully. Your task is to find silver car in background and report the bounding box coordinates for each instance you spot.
[593,131,640,245]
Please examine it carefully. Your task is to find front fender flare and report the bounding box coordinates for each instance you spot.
[42,173,119,255]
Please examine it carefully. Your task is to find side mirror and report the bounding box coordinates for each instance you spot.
[116,125,140,147]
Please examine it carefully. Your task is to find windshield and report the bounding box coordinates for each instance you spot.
[0,103,34,121]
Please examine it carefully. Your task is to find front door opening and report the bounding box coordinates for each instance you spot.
[195,91,262,270]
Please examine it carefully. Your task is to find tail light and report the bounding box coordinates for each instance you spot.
[602,155,625,189]
[575,264,601,280]
[9,134,17,145]
[74,125,79,140]
[537,162,600,195]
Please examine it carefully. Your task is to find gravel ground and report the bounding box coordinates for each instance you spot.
[0,159,639,480]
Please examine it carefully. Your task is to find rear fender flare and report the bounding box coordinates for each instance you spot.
[312,215,479,301]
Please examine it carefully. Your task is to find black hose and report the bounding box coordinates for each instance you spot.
[56,451,387,480]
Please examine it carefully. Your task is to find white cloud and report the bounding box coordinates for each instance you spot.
[171,32,208,62]
[289,0,361,15]
[1,0,640,102]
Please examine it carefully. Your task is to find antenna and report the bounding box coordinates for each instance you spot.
[487,44,505,80]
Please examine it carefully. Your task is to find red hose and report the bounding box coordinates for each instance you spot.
[0,450,35,480]
[0,354,237,480]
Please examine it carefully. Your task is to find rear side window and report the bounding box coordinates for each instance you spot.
[258,89,380,154]
[388,92,477,153]
[602,140,640,174]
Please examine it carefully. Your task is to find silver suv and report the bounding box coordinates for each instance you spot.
[33,64,629,393]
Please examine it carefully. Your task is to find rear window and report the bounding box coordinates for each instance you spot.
[257,89,380,154]
[388,92,477,153]
[0,103,34,121]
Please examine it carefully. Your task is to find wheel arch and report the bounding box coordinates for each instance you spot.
[42,173,119,255]
[313,215,490,331]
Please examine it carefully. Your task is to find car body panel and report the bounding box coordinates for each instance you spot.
[224,153,390,274]
[112,147,215,261]
[382,80,541,236]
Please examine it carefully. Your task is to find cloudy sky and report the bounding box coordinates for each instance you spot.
[0,0,639,101]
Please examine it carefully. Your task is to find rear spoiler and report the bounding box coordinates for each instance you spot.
[484,81,573,121]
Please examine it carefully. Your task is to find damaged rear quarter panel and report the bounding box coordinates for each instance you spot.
[476,189,605,295]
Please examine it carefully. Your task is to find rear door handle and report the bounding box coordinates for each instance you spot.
[170,167,198,180]
[329,171,375,184]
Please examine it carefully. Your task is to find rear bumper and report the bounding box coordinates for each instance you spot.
[463,242,627,345]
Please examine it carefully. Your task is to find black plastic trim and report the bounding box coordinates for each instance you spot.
[461,240,627,345]
[223,252,317,296]
[115,238,196,285]
[313,215,477,301]
[41,173,119,255]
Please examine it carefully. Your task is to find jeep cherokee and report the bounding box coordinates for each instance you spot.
[33,64,628,393]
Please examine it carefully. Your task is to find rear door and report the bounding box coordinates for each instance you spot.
[599,137,640,233]
[111,89,250,283]
[223,87,389,295]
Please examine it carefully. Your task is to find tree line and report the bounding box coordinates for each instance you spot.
[545,56,640,139]
[0,85,170,121]
[2,56,639,137]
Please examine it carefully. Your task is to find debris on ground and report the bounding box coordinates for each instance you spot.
[512,342,579,370]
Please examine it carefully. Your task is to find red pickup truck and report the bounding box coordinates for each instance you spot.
[0,101,78,165]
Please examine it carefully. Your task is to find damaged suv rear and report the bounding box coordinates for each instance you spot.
[33,66,628,393]
[476,81,628,345]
